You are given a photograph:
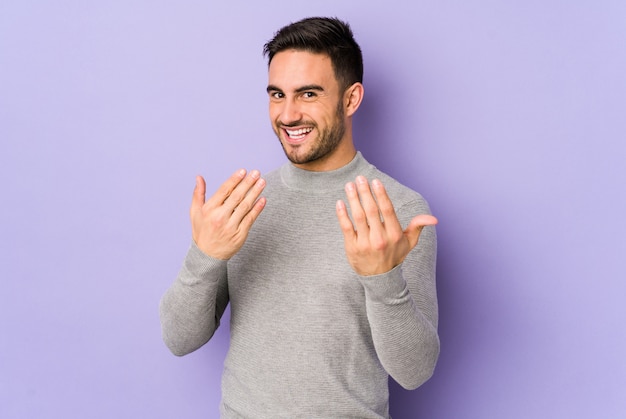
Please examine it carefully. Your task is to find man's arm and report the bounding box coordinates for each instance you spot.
[336,176,439,389]
[160,244,230,356]
[160,170,266,356]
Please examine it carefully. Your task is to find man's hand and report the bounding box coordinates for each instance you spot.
[190,169,266,260]
[336,176,438,276]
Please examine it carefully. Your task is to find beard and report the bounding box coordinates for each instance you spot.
[274,100,346,166]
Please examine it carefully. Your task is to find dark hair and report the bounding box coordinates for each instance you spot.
[263,17,363,91]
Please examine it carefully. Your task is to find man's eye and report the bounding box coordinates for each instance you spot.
[303,92,316,98]
[270,92,284,99]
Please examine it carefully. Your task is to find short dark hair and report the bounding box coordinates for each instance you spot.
[263,17,363,91]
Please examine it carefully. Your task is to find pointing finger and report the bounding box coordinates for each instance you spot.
[230,176,266,224]
[344,181,369,234]
[221,169,263,213]
[355,176,383,229]
[336,199,357,239]
[207,169,248,208]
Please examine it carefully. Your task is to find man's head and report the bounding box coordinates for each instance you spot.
[263,17,363,94]
[264,17,365,171]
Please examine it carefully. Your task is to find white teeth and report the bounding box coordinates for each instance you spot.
[286,127,313,137]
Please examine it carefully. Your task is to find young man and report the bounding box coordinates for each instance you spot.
[160,17,439,418]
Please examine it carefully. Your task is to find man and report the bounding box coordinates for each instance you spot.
[160,17,439,418]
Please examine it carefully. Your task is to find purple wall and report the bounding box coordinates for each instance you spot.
[2,1,625,418]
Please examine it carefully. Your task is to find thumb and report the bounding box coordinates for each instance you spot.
[405,214,438,249]
[191,175,206,212]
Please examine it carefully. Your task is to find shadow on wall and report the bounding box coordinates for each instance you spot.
[354,74,519,418]
[388,222,522,418]
[352,65,433,185]
[387,248,466,418]
[352,73,399,179]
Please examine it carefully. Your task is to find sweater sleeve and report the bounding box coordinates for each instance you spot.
[159,242,230,356]
[358,204,439,390]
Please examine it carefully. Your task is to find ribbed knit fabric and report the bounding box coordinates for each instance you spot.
[160,152,439,418]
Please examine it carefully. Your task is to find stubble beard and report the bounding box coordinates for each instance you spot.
[275,101,346,166]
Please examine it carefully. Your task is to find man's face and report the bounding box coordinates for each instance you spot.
[267,50,347,170]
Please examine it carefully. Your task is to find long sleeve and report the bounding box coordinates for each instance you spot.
[161,154,440,417]
[159,242,230,356]
[358,203,439,389]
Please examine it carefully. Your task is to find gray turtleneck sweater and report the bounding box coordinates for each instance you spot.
[160,152,439,418]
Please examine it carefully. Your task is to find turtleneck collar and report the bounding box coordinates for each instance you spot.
[279,152,372,193]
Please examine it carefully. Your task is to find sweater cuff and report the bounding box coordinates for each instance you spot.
[358,264,410,304]
[179,241,228,286]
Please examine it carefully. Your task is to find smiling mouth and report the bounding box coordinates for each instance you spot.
[283,127,313,142]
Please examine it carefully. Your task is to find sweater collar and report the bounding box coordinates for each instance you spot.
[280,152,371,192]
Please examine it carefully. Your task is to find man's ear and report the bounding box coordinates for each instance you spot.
[344,82,364,117]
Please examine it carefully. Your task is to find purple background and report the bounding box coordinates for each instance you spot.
[2,1,625,418]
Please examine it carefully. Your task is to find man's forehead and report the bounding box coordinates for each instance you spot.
[268,50,336,90]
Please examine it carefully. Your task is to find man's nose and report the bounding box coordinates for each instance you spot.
[279,98,302,125]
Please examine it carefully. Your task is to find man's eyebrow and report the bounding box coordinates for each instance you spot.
[266,84,325,94]
[295,84,324,93]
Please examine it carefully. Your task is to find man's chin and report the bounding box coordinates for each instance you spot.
[283,148,317,166]
[285,151,310,165]
[280,142,306,163]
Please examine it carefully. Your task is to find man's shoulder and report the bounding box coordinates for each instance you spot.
[367,165,429,210]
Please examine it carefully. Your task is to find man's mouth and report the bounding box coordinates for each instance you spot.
[284,127,313,141]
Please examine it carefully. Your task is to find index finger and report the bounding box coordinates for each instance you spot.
[354,176,383,225]
[371,179,402,229]
[206,169,248,208]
